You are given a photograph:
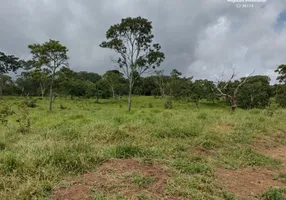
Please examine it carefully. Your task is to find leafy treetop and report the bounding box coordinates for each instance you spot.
[100,16,165,78]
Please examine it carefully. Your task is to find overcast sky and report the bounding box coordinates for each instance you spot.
[1,0,286,82]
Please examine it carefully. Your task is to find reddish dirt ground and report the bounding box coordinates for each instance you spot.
[53,159,178,200]
[216,167,285,200]
[216,146,286,200]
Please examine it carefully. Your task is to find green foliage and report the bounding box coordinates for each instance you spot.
[28,39,69,111]
[275,64,286,84]
[261,188,286,200]
[275,84,286,107]
[0,51,22,74]
[28,40,68,69]
[238,76,272,109]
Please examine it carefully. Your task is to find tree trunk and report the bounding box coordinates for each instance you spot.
[230,97,237,112]
[0,85,2,100]
[49,70,55,111]
[111,87,116,101]
[128,79,132,112]
[40,84,45,98]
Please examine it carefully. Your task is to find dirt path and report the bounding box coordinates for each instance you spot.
[216,146,286,200]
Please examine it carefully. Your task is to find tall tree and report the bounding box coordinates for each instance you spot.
[28,39,69,111]
[0,51,22,98]
[100,16,165,111]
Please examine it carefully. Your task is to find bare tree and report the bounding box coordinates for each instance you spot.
[216,67,255,112]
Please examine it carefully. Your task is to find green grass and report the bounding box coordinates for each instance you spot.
[0,96,286,199]
[273,173,286,183]
[261,188,286,200]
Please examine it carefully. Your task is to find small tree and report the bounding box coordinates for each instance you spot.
[28,39,69,111]
[100,16,165,111]
[103,70,124,101]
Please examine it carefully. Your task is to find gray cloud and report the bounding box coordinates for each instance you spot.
[0,0,285,82]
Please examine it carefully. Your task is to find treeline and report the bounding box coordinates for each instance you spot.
[1,66,286,109]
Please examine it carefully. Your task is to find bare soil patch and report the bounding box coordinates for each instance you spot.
[216,146,286,199]
[53,159,177,200]
[216,167,285,200]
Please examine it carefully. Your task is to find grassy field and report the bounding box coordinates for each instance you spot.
[0,96,286,200]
